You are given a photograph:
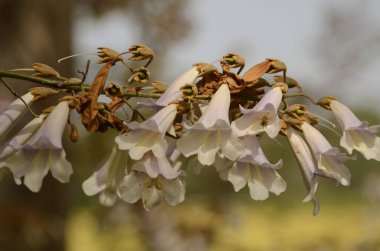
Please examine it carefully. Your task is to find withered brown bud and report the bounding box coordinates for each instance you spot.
[272,82,288,93]
[286,104,307,119]
[70,123,79,143]
[180,84,198,98]
[96,47,124,64]
[151,81,168,92]
[222,53,245,69]
[273,75,301,89]
[128,44,155,62]
[29,87,59,101]
[316,96,336,110]
[193,62,218,77]
[105,82,122,98]
[266,58,287,73]
[130,67,150,84]
[32,63,61,78]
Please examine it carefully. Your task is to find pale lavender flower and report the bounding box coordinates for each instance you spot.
[330,100,380,161]
[226,135,286,200]
[118,171,185,210]
[287,127,320,215]
[177,84,244,166]
[301,122,351,186]
[116,104,177,160]
[3,101,72,192]
[82,146,130,206]
[231,87,282,138]
[0,92,34,136]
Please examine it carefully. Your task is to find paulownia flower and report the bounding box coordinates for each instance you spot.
[131,151,180,179]
[0,115,46,184]
[0,92,35,136]
[301,122,351,186]
[330,100,380,161]
[231,86,282,138]
[226,135,286,200]
[287,127,320,215]
[138,67,199,109]
[2,101,72,192]
[118,170,185,210]
[116,104,177,160]
[82,146,130,206]
[177,84,244,166]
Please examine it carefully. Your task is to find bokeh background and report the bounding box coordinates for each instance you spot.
[1,0,380,250]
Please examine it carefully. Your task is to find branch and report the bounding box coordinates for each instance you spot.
[0,70,261,101]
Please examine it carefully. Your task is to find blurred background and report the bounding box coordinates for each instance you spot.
[1,0,380,250]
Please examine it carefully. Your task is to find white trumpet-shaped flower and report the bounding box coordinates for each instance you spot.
[138,67,199,109]
[231,87,282,138]
[0,92,35,136]
[116,104,177,160]
[3,101,72,192]
[301,122,351,186]
[132,151,180,179]
[330,100,380,161]
[0,114,46,184]
[226,135,286,200]
[82,146,130,206]
[155,67,199,107]
[118,170,185,210]
[177,84,244,166]
[287,127,320,215]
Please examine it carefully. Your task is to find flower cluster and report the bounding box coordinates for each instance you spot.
[0,44,379,215]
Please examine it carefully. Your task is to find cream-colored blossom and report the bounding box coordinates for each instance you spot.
[231,87,282,138]
[301,122,351,186]
[2,101,72,192]
[0,92,34,136]
[116,104,177,160]
[287,127,320,215]
[118,171,185,210]
[330,100,380,161]
[177,84,244,166]
[226,135,286,200]
[82,146,130,206]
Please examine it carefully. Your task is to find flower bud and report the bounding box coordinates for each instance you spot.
[151,81,168,92]
[316,96,336,110]
[272,82,288,93]
[193,62,218,77]
[266,58,287,74]
[130,67,150,84]
[222,53,245,69]
[29,87,59,101]
[105,82,122,98]
[273,75,301,89]
[128,44,155,62]
[180,84,198,98]
[96,47,124,64]
[70,123,79,142]
[32,63,61,78]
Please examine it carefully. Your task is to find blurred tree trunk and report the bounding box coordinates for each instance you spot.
[0,1,74,251]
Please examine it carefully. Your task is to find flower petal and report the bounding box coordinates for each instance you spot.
[26,101,69,149]
[196,84,230,129]
[49,149,73,183]
[161,177,185,206]
[0,92,34,136]
[227,162,249,192]
[118,171,145,203]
